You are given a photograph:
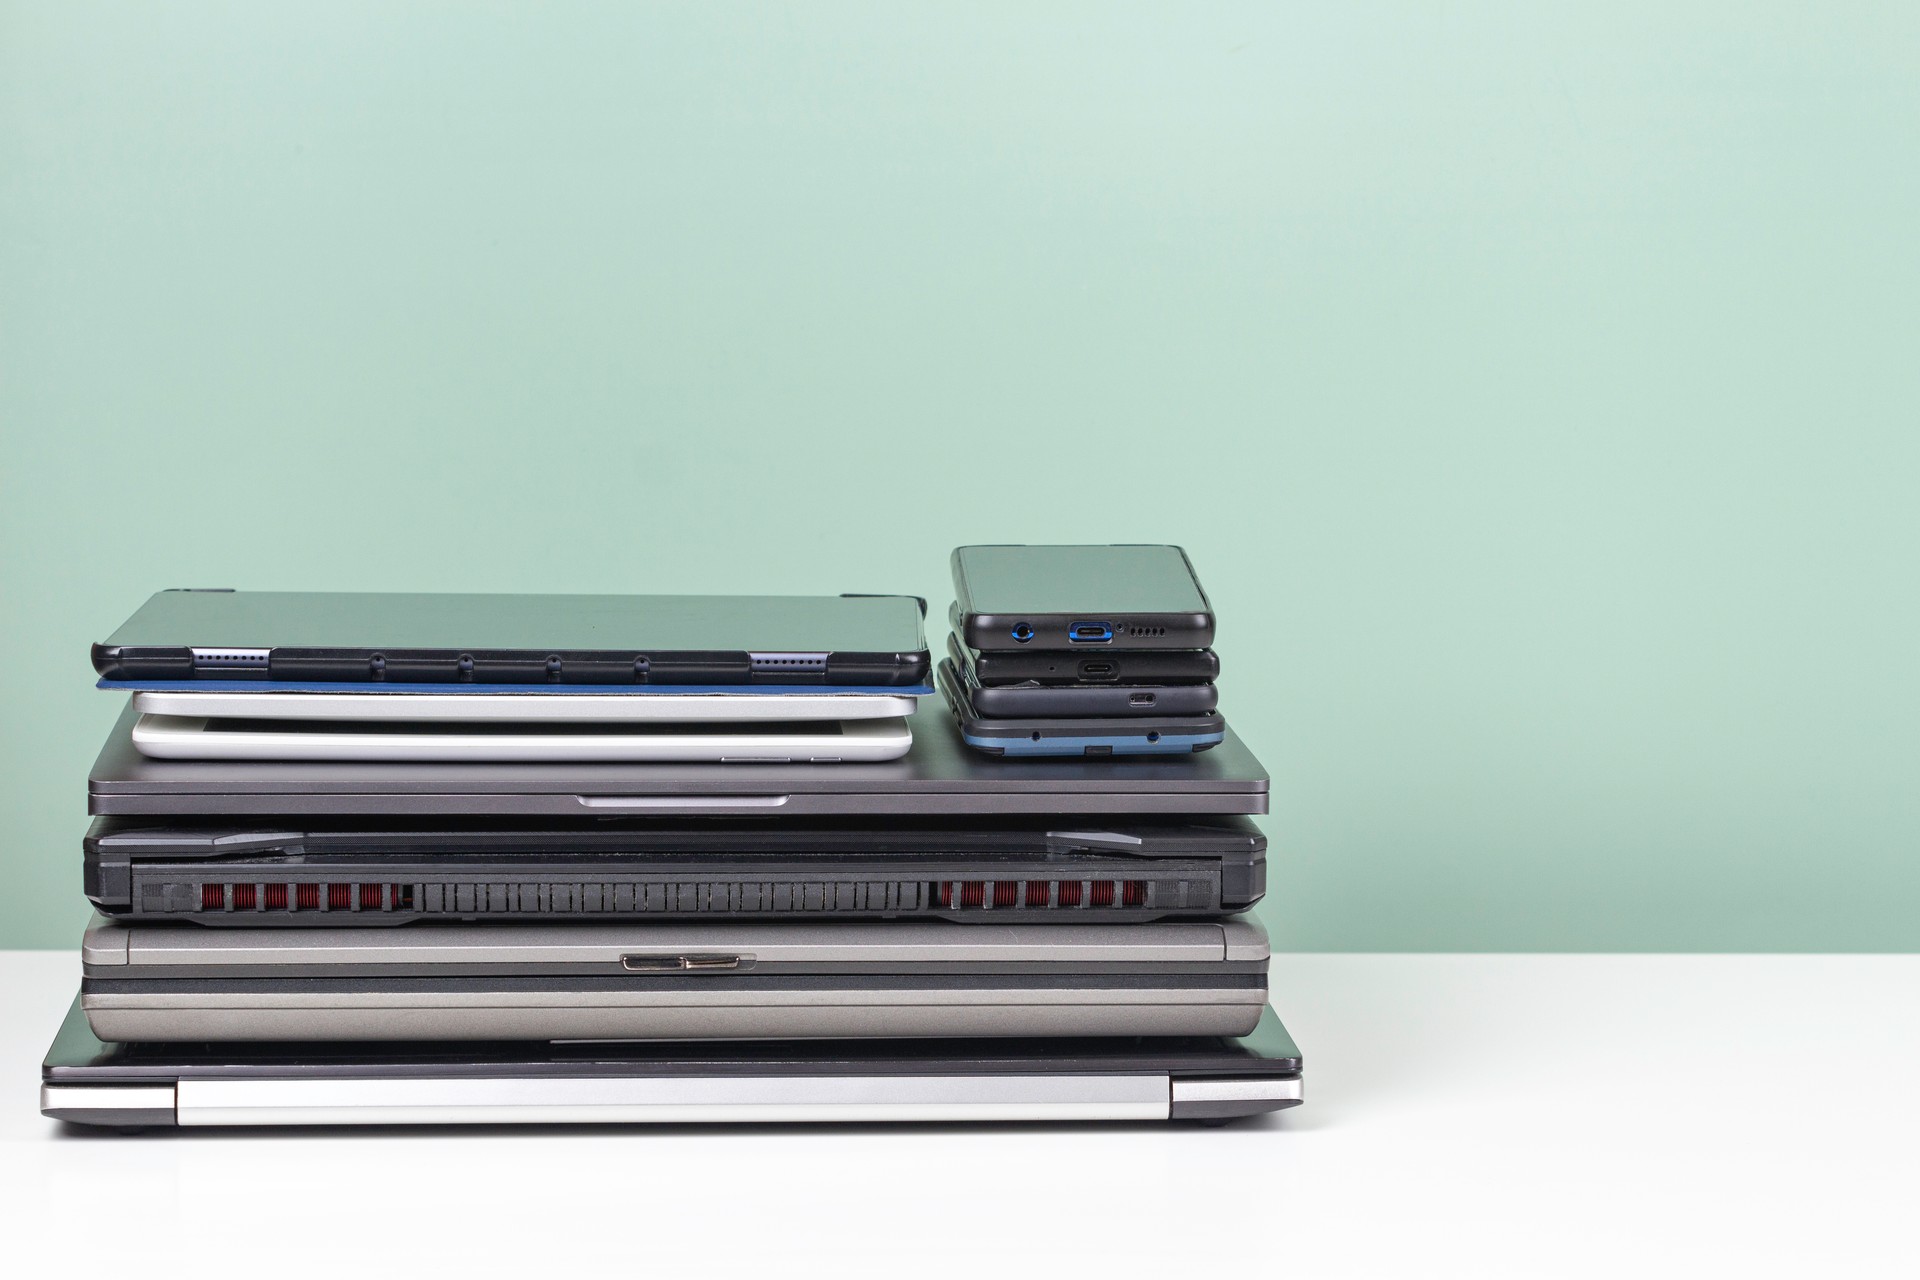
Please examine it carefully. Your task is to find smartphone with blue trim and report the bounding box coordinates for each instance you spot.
[939,661,1225,758]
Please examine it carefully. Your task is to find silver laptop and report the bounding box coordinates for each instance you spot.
[88,702,1271,817]
[81,913,1270,1043]
[42,998,1302,1129]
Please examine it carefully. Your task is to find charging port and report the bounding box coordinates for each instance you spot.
[1128,692,1155,706]
[1080,661,1116,681]
[1068,622,1113,644]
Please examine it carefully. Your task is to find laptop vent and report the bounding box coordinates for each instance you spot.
[412,882,934,915]
[177,882,415,915]
[170,880,929,916]
[934,880,1150,911]
[153,877,1175,918]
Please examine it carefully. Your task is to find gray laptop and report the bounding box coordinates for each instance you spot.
[88,701,1270,818]
[84,815,1268,926]
[42,998,1302,1128]
[81,914,1271,1043]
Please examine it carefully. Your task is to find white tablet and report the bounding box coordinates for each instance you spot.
[129,714,913,764]
[130,689,917,724]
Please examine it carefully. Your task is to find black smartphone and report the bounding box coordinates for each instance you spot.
[93,590,930,687]
[947,637,1218,717]
[939,662,1226,758]
[950,545,1215,651]
[965,642,1220,686]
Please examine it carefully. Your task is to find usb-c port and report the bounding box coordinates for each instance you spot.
[1080,661,1116,681]
[1068,622,1114,644]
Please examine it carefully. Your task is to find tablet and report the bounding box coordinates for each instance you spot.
[94,590,929,686]
[131,689,919,723]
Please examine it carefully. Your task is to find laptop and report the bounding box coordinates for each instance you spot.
[80,914,1271,1043]
[41,999,1303,1128]
[127,714,914,764]
[88,702,1271,817]
[84,815,1267,925]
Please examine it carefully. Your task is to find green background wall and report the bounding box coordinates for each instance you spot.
[2,2,1914,950]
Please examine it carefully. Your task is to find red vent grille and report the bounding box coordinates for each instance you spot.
[196,882,407,914]
[931,878,1148,911]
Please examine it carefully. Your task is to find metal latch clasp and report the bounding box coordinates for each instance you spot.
[621,954,749,972]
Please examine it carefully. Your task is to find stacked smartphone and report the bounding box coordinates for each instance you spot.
[941,545,1226,756]
[42,574,1303,1130]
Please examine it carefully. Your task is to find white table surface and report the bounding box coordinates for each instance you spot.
[1,950,1914,1278]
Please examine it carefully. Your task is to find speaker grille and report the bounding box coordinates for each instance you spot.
[190,647,269,669]
[749,651,829,674]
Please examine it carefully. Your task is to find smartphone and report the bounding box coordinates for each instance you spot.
[939,661,1225,758]
[964,642,1220,687]
[947,637,1218,717]
[950,545,1215,651]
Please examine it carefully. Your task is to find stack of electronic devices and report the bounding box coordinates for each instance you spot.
[43,549,1303,1131]
[940,545,1225,757]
